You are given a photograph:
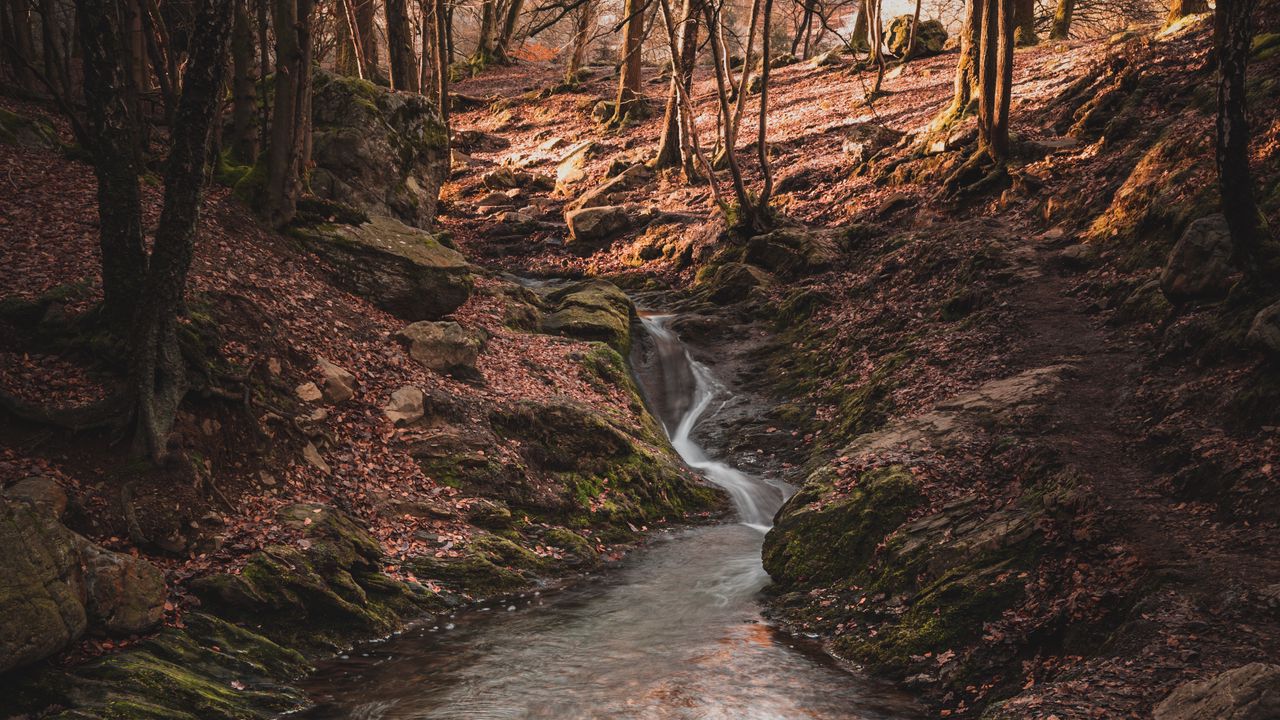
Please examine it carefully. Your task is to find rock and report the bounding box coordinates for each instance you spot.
[696,261,776,304]
[316,356,355,403]
[539,280,636,352]
[295,381,323,403]
[1247,302,1280,355]
[566,205,648,250]
[886,15,948,57]
[570,163,654,211]
[5,476,68,519]
[302,442,331,474]
[297,215,473,321]
[477,190,515,207]
[306,70,448,229]
[0,108,59,149]
[397,321,488,375]
[1154,663,1280,720]
[481,167,553,191]
[811,46,847,68]
[556,140,601,190]
[78,539,167,636]
[840,123,904,163]
[463,498,514,530]
[0,498,87,673]
[745,228,839,277]
[1160,214,1234,300]
[384,386,426,426]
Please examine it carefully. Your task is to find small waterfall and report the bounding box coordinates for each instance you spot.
[638,314,785,532]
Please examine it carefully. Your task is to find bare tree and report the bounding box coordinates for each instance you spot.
[976,0,1013,161]
[265,0,315,227]
[609,0,646,125]
[654,0,699,172]
[387,0,420,89]
[564,0,594,81]
[1214,0,1260,277]
[1049,0,1072,37]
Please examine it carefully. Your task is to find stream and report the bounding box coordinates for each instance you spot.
[295,314,920,719]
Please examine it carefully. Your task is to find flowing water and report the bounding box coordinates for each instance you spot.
[296,314,920,720]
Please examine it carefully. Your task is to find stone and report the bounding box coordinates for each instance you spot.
[5,476,68,519]
[696,261,776,304]
[1247,302,1280,355]
[0,108,59,149]
[398,321,488,375]
[1154,663,1280,720]
[0,498,86,673]
[78,539,167,636]
[840,123,904,163]
[305,70,448,229]
[886,15,949,57]
[302,442,331,474]
[297,215,473,321]
[316,356,355,403]
[384,386,426,426]
[482,167,553,191]
[556,140,601,190]
[566,205,646,250]
[1160,214,1234,300]
[744,228,839,277]
[570,163,654,211]
[811,46,846,68]
[295,382,322,403]
[539,280,636,352]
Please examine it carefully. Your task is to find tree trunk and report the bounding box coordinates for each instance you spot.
[905,0,922,57]
[1168,0,1208,25]
[935,0,982,130]
[264,0,313,227]
[229,0,257,162]
[703,0,755,228]
[1048,0,1072,38]
[494,0,523,60]
[756,0,773,210]
[79,0,147,327]
[335,0,364,76]
[386,0,419,90]
[790,0,811,57]
[131,0,234,462]
[1013,0,1035,44]
[2,0,38,91]
[354,0,378,76]
[852,0,867,49]
[565,0,593,82]
[475,0,496,61]
[610,0,645,123]
[654,0,698,170]
[1215,0,1259,274]
[433,0,450,123]
[976,0,1012,161]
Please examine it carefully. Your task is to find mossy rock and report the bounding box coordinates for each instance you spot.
[539,279,637,353]
[409,534,551,597]
[0,108,59,149]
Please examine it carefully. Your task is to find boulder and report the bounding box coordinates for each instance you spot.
[556,140,601,190]
[539,280,636,352]
[299,215,473,321]
[0,108,59,150]
[745,228,839,277]
[840,123,905,163]
[1154,663,1280,720]
[1160,214,1234,300]
[811,46,847,68]
[482,167,554,191]
[570,163,654,211]
[696,261,776,304]
[384,385,426,426]
[886,15,949,57]
[398,321,488,375]
[78,539,167,636]
[5,476,68,519]
[295,381,323,403]
[307,70,449,229]
[1247,301,1280,355]
[566,205,648,250]
[316,357,355,403]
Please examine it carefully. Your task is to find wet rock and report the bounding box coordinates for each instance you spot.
[398,321,488,376]
[566,204,650,250]
[1247,301,1280,355]
[316,356,355,403]
[1160,214,1234,300]
[886,15,948,57]
[539,280,636,352]
[384,386,426,426]
[1154,663,1280,720]
[78,539,167,636]
[5,476,68,519]
[556,140,602,190]
[307,70,448,228]
[296,215,473,321]
[464,498,514,530]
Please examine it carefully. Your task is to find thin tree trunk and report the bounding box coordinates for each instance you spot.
[354,0,378,75]
[756,0,773,210]
[1013,0,1035,44]
[656,0,721,200]
[655,0,697,169]
[494,0,522,60]
[1215,0,1259,274]
[2,0,38,90]
[610,0,645,123]
[565,0,593,82]
[725,0,761,152]
[79,0,147,327]
[935,0,981,130]
[977,0,1012,161]
[851,0,867,48]
[256,0,269,149]
[1048,0,1071,38]
[791,0,811,57]
[230,0,257,161]
[703,0,754,225]
[131,0,234,462]
[434,0,449,122]
[335,0,365,76]
[905,0,921,57]
[386,0,418,89]
[475,0,495,61]
[1167,0,1208,24]
[264,0,312,227]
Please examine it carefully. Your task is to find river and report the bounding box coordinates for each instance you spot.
[295,313,920,719]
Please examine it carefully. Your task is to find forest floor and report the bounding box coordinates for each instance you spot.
[1,8,1279,719]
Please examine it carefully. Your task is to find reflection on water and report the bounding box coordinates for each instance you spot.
[295,314,921,720]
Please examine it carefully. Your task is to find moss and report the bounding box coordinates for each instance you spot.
[214,151,253,188]
[1252,32,1280,60]
[231,160,270,211]
[408,534,548,597]
[0,108,58,148]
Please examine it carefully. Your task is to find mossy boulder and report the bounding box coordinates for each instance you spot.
[0,108,59,149]
[539,279,636,353]
[886,15,948,57]
[409,534,551,597]
[309,69,449,228]
[190,504,429,653]
[295,215,473,321]
[695,261,776,304]
[744,228,840,277]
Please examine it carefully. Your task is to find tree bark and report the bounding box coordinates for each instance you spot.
[475,0,496,61]
[610,0,645,123]
[654,0,698,170]
[354,0,378,76]
[565,0,593,82]
[1048,0,1071,38]
[131,0,234,462]
[790,0,812,57]
[1215,0,1259,274]
[1167,0,1208,25]
[229,0,257,162]
[2,0,38,90]
[976,0,1012,161]
[905,0,921,58]
[756,0,773,210]
[434,0,450,122]
[936,0,982,130]
[335,0,365,76]
[264,0,313,227]
[1013,0,1035,44]
[703,0,757,229]
[494,0,523,60]
[386,0,419,90]
[851,0,867,49]
[78,0,147,327]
